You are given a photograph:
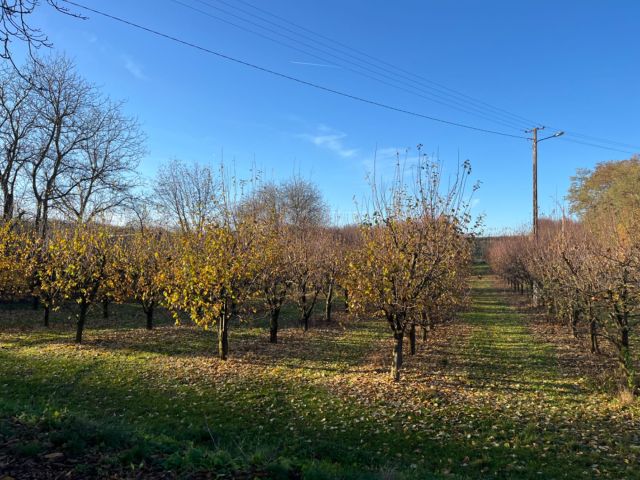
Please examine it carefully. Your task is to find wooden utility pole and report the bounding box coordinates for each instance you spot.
[531,126,541,241]
[528,127,564,240]
[526,126,564,307]
[529,126,542,307]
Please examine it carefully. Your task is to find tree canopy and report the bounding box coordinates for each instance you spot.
[567,156,640,224]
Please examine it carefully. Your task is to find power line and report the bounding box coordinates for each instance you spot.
[61,0,528,139]
[188,0,536,131]
[169,0,528,131]
[215,0,640,153]
[561,131,640,151]
[224,0,538,129]
[559,137,634,155]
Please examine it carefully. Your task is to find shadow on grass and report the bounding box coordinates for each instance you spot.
[2,275,639,478]
[1,306,385,376]
[2,336,637,480]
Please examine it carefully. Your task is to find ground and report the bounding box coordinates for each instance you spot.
[1,269,639,479]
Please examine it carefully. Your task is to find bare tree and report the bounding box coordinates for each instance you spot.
[0,63,36,219]
[27,55,100,237]
[54,101,145,223]
[0,56,146,230]
[0,1,79,72]
[153,158,219,234]
[236,181,281,224]
[238,177,329,228]
[280,176,329,227]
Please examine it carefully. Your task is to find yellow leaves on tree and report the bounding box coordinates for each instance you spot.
[118,229,172,330]
[164,221,259,360]
[346,156,476,381]
[41,225,117,343]
[0,221,30,299]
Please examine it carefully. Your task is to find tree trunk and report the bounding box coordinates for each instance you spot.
[269,306,280,344]
[39,201,49,239]
[34,201,41,234]
[620,327,634,388]
[43,305,50,327]
[621,325,629,350]
[343,286,349,313]
[421,312,430,342]
[531,282,535,302]
[302,310,310,332]
[145,304,154,330]
[217,308,229,360]
[616,310,635,391]
[324,281,334,323]
[570,306,579,338]
[391,330,404,382]
[409,324,416,355]
[590,318,599,354]
[299,287,308,331]
[102,299,109,319]
[3,192,13,220]
[76,300,88,344]
[300,289,318,332]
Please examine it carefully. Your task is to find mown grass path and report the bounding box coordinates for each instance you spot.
[429,272,640,479]
[1,271,639,479]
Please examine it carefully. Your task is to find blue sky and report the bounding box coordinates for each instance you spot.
[23,0,640,232]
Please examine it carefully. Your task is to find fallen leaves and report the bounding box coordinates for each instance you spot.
[0,274,639,478]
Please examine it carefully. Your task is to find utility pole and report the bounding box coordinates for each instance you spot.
[531,127,540,241]
[526,127,565,240]
[526,126,564,307]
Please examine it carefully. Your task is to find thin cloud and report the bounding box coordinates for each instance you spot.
[122,55,147,80]
[299,125,358,159]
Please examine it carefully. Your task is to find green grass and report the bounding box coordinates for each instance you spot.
[1,277,639,479]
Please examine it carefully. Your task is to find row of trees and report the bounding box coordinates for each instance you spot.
[488,158,640,392]
[0,158,476,382]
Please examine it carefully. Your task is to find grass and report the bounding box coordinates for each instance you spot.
[1,272,639,479]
